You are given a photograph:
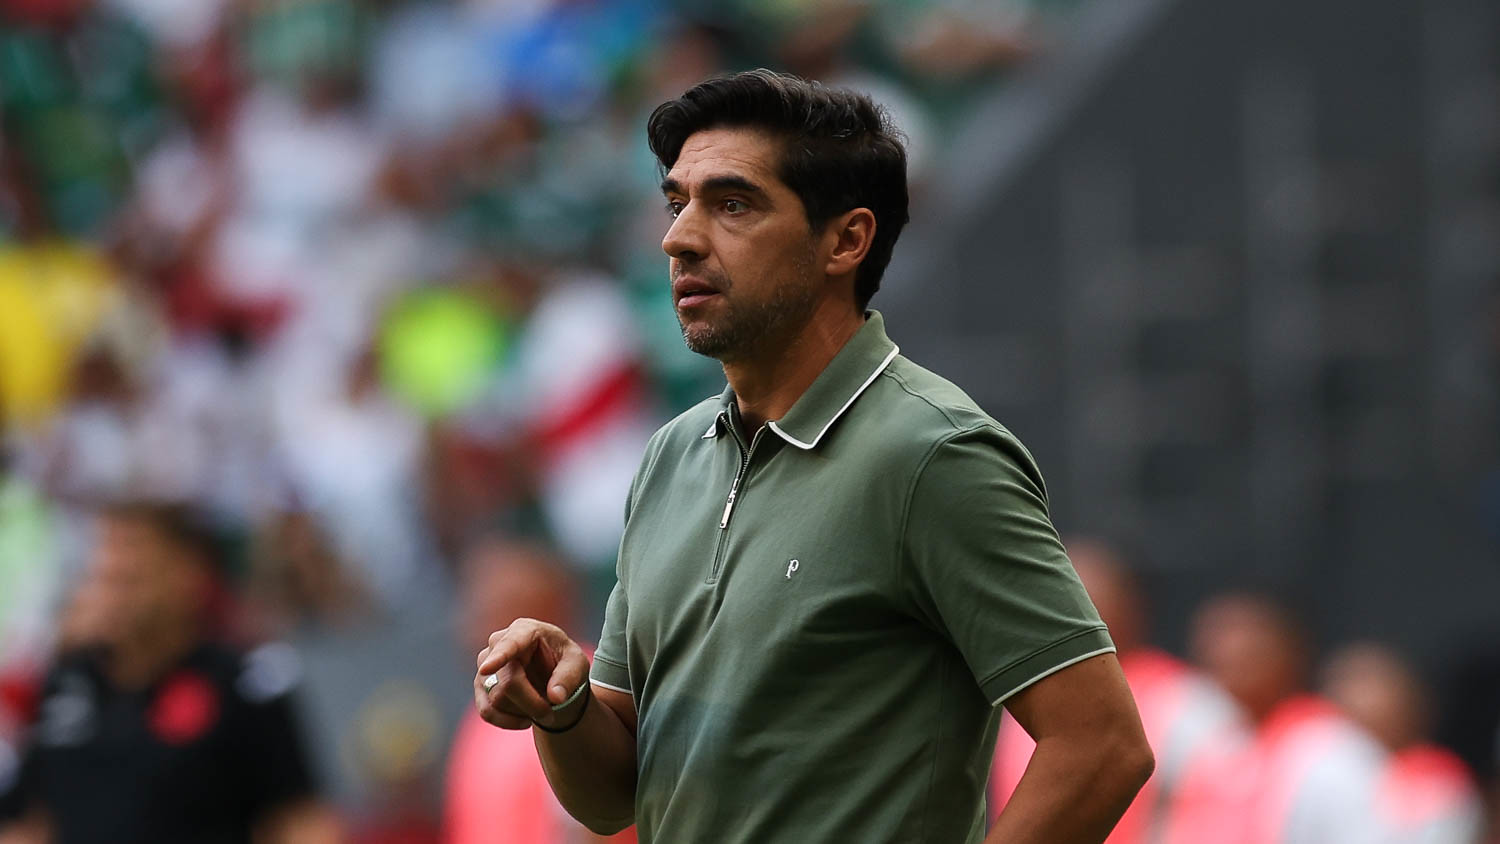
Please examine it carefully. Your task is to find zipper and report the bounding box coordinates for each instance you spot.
[719,474,741,529]
[709,416,763,583]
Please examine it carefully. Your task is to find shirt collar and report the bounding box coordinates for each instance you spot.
[703,311,899,450]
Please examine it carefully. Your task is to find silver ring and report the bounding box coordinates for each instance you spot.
[483,673,499,692]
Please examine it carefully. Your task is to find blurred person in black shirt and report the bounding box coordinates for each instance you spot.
[0,502,341,844]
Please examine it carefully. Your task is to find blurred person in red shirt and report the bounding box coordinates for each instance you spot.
[0,501,340,844]
[989,539,1248,842]
[444,537,634,844]
[1323,643,1484,843]
[1183,593,1388,844]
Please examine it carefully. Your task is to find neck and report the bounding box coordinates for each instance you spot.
[722,298,864,433]
[109,620,199,690]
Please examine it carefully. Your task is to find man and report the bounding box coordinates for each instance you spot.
[1186,593,1388,844]
[445,537,633,843]
[0,502,339,844]
[1323,643,1484,843]
[990,539,1248,843]
[474,70,1154,844]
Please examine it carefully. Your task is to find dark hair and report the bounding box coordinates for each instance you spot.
[101,500,222,569]
[647,69,910,310]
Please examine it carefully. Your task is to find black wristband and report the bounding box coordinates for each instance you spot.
[535,682,591,734]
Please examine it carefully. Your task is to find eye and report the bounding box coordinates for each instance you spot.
[665,200,684,218]
[723,198,747,214]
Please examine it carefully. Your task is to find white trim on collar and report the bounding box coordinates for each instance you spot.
[767,346,900,450]
[702,419,719,439]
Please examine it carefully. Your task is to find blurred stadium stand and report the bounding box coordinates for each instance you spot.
[884,0,1500,667]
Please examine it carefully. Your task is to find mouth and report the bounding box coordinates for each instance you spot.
[672,276,721,309]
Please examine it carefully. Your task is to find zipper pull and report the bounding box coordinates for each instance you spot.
[719,477,740,529]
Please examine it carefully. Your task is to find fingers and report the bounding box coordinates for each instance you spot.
[474,664,539,729]
[473,618,586,728]
[478,632,528,676]
[499,661,553,717]
[473,664,524,728]
[477,704,531,730]
[477,618,564,675]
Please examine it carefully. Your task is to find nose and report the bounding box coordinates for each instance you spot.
[662,202,709,262]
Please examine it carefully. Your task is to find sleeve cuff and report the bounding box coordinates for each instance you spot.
[589,653,632,696]
[981,627,1116,705]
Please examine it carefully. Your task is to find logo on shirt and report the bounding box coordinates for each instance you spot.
[786,559,800,579]
[238,642,302,703]
[149,671,220,745]
[36,673,96,747]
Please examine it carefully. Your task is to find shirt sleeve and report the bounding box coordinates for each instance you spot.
[590,578,631,695]
[233,648,318,817]
[0,733,35,823]
[591,435,650,696]
[902,425,1113,706]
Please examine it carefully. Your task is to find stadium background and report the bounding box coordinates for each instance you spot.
[1,0,1498,839]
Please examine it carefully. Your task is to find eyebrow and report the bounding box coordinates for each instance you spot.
[660,175,769,198]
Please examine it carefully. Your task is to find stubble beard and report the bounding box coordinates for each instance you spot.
[676,251,821,362]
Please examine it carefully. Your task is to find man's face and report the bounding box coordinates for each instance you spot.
[1189,599,1303,722]
[661,128,824,361]
[86,517,199,646]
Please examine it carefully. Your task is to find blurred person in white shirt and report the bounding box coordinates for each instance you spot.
[1324,643,1484,844]
[990,539,1249,843]
[1186,593,1388,844]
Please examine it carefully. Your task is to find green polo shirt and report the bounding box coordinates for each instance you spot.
[591,311,1112,843]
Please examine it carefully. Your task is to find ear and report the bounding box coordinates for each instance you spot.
[822,208,877,279]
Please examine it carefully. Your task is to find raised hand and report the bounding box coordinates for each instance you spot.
[474,618,592,731]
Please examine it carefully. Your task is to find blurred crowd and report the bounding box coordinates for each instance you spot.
[4,504,1497,843]
[993,540,1497,844]
[0,0,1070,840]
[0,0,1065,631]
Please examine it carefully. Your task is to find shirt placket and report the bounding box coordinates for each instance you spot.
[708,410,767,585]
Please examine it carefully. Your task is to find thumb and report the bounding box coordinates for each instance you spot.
[546,647,591,706]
